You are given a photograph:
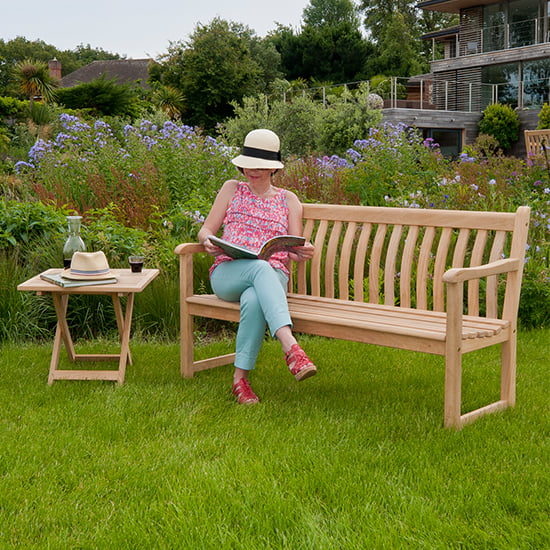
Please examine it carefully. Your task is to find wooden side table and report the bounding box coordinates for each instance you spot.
[18,268,159,384]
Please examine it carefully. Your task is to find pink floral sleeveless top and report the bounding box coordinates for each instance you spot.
[210,182,290,276]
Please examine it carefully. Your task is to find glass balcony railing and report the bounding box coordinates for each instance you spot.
[432,16,548,60]
[384,76,549,112]
[482,17,543,52]
[266,75,549,114]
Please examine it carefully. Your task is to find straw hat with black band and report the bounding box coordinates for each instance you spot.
[231,129,284,171]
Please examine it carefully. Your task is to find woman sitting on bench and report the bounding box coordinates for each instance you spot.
[197,129,317,405]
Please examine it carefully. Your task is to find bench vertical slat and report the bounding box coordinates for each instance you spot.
[385,225,403,306]
[487,231,506,318]
[434,227,452,311]
[325,221,343,299]
[297,218,316,294]
[369,224,387,303]
[400,225,419,308]
[467,229,488,316]
[311,219,329,297]
[453,228,470,269]
[417,226,436,310]
[354,223,372,302]
[339,222,357,301]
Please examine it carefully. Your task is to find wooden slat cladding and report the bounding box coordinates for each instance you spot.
[460,7,482,57]
[433,67,482,112]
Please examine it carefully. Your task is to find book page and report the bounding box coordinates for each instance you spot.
[258,235,305,261]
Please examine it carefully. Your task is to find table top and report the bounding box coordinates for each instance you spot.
[18,268,159,295]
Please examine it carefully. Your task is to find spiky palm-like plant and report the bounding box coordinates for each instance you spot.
[152,85,186,120]
[14,59,58,108]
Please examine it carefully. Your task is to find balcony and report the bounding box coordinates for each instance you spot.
[382,75,547,112]
[428,16,549,60]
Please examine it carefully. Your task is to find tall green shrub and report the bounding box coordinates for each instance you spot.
[536,103,550,129]
[220,85,383,157]
[478,103,520,151]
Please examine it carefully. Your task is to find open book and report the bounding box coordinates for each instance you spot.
[208,235,305,261]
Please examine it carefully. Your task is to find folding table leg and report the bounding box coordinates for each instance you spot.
[112,294,133,366]
[48,294,76,384]
[116,293,135,385]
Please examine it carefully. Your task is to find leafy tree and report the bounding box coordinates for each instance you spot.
[365,12,426,77]
[359,0,457,69]
[70,43,120,66]
[360,0,417,43]
[13,59,58,107]
[55,75,140,118]
[160,18,263,132]
[0,37,120,96]
[269,26,304,82]
[303,0,360,28]
[272,22,373,83]
[247,36,284,93]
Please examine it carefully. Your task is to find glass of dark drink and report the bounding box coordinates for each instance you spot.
[129,255,144,273]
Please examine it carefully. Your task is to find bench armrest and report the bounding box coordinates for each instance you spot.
[442,258,522,284]
[174,242,205,255]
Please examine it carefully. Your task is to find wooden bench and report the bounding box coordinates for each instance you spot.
[175,204,530,429]
[524,129,550,158]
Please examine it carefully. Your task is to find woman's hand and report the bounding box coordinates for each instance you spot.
[288,241,314,262]
[202,237,223,257]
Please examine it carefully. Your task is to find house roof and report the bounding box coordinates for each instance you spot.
[417,0,497,14]
[60,59,153,89]
[421,26,460,41]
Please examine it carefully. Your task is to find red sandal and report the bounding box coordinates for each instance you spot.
[285,344,317,381]
[232,378,260,405]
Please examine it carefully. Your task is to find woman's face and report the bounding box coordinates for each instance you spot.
[243,168,273,185]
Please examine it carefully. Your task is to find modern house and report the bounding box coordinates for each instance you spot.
[382,0,548,156]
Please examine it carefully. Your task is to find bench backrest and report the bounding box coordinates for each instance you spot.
[524,129,550,157]
[293,204,530,321]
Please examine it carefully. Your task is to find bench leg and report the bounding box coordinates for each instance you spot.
[500,331,516,407]
[444,347,462,429]
[181,310,195,379]
[445,281,463,429]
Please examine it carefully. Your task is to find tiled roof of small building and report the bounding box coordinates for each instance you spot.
[61,59,153,89]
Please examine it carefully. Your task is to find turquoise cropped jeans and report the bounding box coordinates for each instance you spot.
[210,259,292,371]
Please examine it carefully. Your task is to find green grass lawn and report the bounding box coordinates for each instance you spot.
[1,330,549,549]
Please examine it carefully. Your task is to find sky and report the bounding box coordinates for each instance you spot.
[2,0,310,59]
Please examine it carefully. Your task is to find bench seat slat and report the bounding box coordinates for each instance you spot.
[186,294,509,340]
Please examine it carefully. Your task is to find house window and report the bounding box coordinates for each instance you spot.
[423,129,462,158]
[483,3,506,52]
[449,39,457,58]
[482,63,520,108]
[509,0,539,47]
[523,59,550,107]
